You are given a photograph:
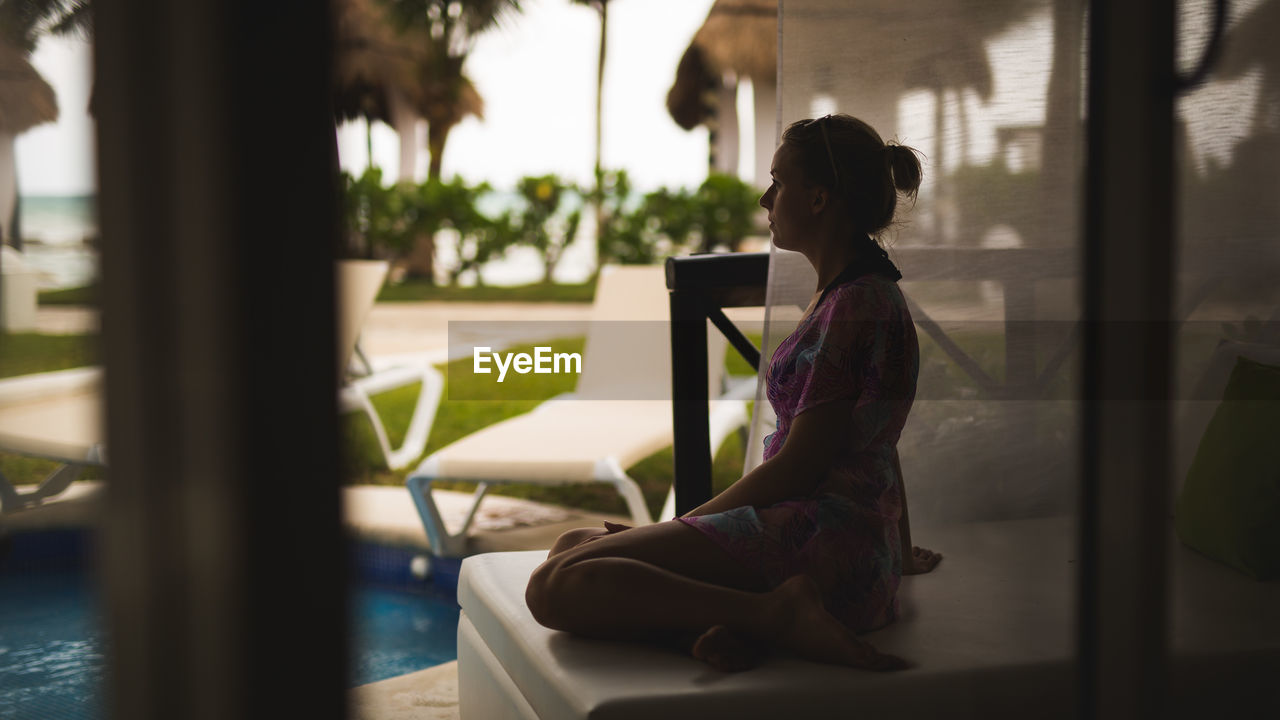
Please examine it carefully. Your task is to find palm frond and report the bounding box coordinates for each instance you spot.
[461,0,522,36]
[0,0,91,50]
[46,0,90,39]
[0,40,58,133]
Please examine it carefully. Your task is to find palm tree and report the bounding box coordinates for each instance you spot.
[571,0,610,268]
[382,0,520,180]
[416,45,484,181]
[377,0,520,279]
[0,0,92,250]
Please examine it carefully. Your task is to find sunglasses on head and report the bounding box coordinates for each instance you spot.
[802,114,840,189]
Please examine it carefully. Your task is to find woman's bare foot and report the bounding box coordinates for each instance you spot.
[763,576,910,671]
[691,625,764,672]
[904,546,942,575]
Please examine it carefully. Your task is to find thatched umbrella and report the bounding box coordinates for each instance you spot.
[333,0,423,127]
[667,0,1023,131]
[0,41,59,249]
[689,0,777,83]
[668,0,1038,192]
[333,0,428,177]
[0,43,58,134]
[666,0,777,185]
[667,0,776,132]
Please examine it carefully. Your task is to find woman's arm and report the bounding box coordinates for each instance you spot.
[682,397,856,518]
[893,447,942,574]
[894,448,913,564]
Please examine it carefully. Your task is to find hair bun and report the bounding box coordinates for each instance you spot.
[885,142,923,198]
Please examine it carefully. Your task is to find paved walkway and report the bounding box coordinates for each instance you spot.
[350,661,460,720]
[32,306,99,334]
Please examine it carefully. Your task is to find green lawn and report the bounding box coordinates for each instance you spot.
[377,279,598,303]
[0,333,98,378]
[36,285,98,306]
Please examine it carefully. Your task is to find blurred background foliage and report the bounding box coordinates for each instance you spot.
[341,168,765,285]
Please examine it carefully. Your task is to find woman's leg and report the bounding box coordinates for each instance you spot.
[547,527,608,557]
[547,524,753,668]
[525,520,907,671]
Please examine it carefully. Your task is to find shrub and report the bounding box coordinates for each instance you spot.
[694,172,762,252]
[512,175,583,284]
[597,170,763,266]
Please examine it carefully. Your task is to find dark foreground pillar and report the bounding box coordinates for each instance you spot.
[95,2,345,718]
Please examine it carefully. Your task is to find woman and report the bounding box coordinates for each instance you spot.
[525,114,940,672]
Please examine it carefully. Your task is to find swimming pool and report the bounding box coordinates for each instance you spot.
[0,530,461,720]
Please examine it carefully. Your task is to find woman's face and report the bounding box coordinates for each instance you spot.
[759,143,819,253]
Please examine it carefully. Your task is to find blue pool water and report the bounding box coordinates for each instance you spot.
[0,532,460,720]
[349,580,460,686]
[0,572,101,720]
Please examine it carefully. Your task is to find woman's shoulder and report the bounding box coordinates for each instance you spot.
[823,273,905,316]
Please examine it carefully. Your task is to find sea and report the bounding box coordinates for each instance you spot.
[10,193,599,291]
[13,196,100,290]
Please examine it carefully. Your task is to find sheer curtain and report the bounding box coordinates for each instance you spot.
[747,0,1279,697]
[1172,0,1280,673]
[750,0,1084,527]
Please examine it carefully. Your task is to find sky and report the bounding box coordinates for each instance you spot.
[16,0,724,197]
[15,32,96,196]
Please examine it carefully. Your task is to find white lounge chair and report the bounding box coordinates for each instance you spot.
[336,260,444,471]
[0,366,105,512]
[0,260,442,513]
[405,265,752,557]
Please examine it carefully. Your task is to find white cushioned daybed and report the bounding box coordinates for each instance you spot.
[456,516,1280,720]
[454,339,1280,718]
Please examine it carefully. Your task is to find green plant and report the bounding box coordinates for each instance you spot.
[341,168,447,258]
[595,169,646,265]
[596,171,763,267]
[411,177,517,286]
[341,168,397,258]
[694,172,761,252]
[512,174,583,284]
[342,171,519,283]
[596,170,658,265]
[596,170,702,266]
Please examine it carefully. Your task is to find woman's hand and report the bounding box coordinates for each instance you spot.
[903,546,942,575]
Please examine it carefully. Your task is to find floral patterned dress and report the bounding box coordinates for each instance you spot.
[678,268,919,632]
